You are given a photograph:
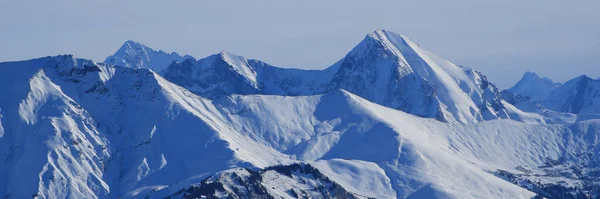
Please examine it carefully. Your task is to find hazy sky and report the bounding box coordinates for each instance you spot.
[1,0,598,88]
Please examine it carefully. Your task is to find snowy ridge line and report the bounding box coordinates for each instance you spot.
[122,29,523,124]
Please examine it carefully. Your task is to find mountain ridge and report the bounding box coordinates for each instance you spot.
[104,40,194,73]
[154,30,512,123]
[506,71,562,102]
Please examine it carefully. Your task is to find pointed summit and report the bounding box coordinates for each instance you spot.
[329,29,512,123]
[522,71,540,80]
[347,29,413,59]
[104,40,194,73]
[507,71,562,102]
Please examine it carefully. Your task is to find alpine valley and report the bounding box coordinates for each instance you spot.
[2,30,599,199]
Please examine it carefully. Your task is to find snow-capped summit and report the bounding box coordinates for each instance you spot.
[329,29,509,123]
[506,71,562,102]
[543,75,600,114]
[328,30,442,119]
[104,40,193,73]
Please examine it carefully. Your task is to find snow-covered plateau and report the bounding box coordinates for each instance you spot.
[1,30,599,199]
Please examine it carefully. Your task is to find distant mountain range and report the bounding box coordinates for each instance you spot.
[1,30,599,199]
[503,71,600,117]
[109,30,527,124]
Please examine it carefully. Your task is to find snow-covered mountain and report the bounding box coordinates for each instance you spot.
[506,71,562,102]
[543,75,600,114]
[2,30,600,199]
[0,55,290,198]
[104,40,194,73]
[159,30,512,123]
[503,72,600,116]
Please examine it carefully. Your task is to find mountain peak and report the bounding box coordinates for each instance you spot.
[507,71,562,102]
[123,39,142,45]
[574,74,592,81]
[365,29,418,48]
[122,40,143,47]
[522,71,540,80]
[367,29,405,39]
[367,29,391,39]
[116,40,158,57]
[331,29,511,123]
[346,29,410,61]
[104,40,193,73]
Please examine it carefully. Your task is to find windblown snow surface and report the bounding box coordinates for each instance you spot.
[1,30,600,199]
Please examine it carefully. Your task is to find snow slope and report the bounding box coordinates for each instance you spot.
[217,90,600,198]
[104,40,193,73]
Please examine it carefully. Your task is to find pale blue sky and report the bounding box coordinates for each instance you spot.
[1,0,598,88]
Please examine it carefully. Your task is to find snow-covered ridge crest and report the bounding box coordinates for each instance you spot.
[104,40,194,73]
[155,30,514,124]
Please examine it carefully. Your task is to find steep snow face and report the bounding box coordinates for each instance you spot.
[161,30,510,123]
[0,56,111,199]
[331,30,509,123]
[329,30,443,120]
[543,75,600,114]
[507,72,562,102]
[104,40,193,73]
